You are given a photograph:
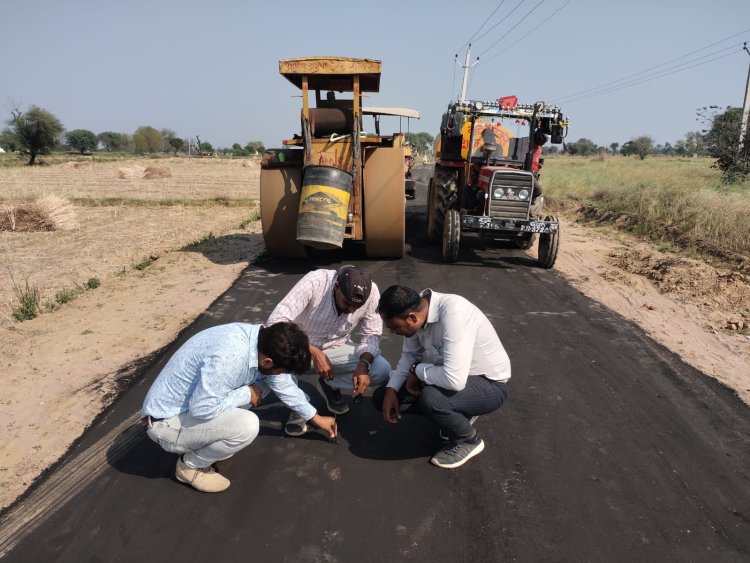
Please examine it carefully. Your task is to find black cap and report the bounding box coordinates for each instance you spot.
[336,266,372,305]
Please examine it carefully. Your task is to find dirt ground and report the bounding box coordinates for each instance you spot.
[1,166,748,510]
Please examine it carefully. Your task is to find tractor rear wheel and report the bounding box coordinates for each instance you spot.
[442,209,460,262]
[429,166,457,244]
[537,216,560,269]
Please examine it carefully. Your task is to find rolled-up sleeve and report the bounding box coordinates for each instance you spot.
[387,335,424,391]
[355,290,383,357]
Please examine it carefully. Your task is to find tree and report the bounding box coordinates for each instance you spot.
[98,131,129,152]
[609,142,619,155]
[684,130,706,156]
[6,105,64,165]
[0,128,19,152]
[244,140,265,155]
[66,129,98,154]
[702,106,749,182]
[160,128,177,153]
[168,137,184,155]
[405,132,435,155]
[566,137,597,156]
[629,136,654,160]
[231,142,250,157]
[133,126,163,153]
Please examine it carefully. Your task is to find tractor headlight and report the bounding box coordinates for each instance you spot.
[518,189,530,200]
[493,188,504,199]
[474,100,484,111]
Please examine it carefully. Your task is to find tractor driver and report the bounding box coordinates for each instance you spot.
[530,127,548,216]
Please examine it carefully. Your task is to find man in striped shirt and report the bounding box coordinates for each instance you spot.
[268,265,390,435]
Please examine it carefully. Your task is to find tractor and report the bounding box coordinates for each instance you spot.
[427,96,569,267]
[259,57,418,259]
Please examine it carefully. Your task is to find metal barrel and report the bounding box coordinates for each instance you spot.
[296,165,353,249]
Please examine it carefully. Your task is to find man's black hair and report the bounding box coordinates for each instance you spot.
[258,322,311,375]
[377,285,422,319]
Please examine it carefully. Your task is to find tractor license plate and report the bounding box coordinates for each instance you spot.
[521,221,556,233]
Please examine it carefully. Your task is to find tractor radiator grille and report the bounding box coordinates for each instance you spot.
[488,170,534,220]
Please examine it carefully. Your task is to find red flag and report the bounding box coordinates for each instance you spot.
[498,95,518,109]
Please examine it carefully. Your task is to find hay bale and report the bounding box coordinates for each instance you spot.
[143,166,172,179]
[0,195,77,232]
[118,166,146,179]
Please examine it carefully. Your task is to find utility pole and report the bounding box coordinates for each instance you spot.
[458,44,480,102]
[739,42,750,153]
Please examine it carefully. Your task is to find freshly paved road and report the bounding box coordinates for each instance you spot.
[2,167,749,562]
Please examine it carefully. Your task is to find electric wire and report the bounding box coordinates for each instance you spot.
[471,0,528,45]
[457,0,506,53]
[560,48,742,105]
[553,45,738,105]
[481,0,570,64]
[552,26,750,103]
[477,0,547,58]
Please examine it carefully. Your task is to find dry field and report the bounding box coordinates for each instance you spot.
[0,157,261,323]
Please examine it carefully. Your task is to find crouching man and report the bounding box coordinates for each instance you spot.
[374,285,511,469]
[141,321,337,493]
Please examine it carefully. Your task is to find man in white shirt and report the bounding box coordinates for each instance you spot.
[268,265,390,435]
[374,285,510,469]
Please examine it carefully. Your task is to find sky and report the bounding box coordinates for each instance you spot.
[3,0,749,150]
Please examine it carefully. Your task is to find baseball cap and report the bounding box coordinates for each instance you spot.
[336,266,372,305]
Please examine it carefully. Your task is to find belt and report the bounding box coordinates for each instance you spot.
[140,415,164,426]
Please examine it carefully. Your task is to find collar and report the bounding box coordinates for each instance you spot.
[420,288,440,326]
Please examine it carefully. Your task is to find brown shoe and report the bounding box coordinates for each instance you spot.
[175,456,230,493]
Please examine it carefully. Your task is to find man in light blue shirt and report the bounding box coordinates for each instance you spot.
[142,322,337,493]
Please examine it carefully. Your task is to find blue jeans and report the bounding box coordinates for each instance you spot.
[373,376,508,443]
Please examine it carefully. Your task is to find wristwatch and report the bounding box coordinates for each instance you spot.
[409,361,420,375]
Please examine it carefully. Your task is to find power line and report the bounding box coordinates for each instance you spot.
[471,0,528,46]
[477,0,547,58]
[560,48,742,106]
[481,0,570,64]
[552,26,750,103]
[457,0,506,53]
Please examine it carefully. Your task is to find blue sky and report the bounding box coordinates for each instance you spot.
[3,0,749,149]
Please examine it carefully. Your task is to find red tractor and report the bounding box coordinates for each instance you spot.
[427,96,568,267]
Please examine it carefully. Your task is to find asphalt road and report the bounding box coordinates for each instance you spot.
[2,167,749,562]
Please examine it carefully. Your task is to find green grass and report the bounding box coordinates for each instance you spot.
[11,279,40,321]
[543,156,750,260]
[133,257,155,270]
[239,211,261,228]
[183,232,216,249]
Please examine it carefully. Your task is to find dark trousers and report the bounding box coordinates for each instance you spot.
[372,376,508,444]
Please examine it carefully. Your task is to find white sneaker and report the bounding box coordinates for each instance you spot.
[175,457,230,493]
[439,416,479,441]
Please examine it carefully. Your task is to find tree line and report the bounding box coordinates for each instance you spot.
[0,105,265,165]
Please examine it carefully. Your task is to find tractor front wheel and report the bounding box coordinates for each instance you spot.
[537,216,560,269]
[442,209,461,262]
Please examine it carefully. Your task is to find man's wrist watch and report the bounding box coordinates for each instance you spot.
[409,361,419,375]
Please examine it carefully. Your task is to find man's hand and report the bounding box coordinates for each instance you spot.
[310,345,333,380]
[352,363,371,398]
[405,372,423,397]
[382,388,401,423]
[310,413,337,439]
[249,384,262,408]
